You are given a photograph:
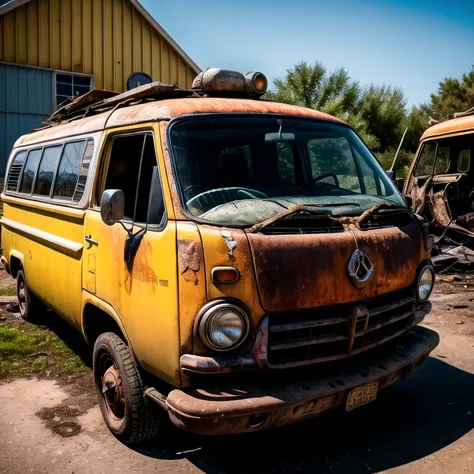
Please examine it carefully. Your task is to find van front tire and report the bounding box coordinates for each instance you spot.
[16,270,46,322]
[93,332,164,444]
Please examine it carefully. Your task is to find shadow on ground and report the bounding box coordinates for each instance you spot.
[132,357,474,473]
[39,310,93,368]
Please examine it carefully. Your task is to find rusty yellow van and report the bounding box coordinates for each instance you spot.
[1,69,439,443]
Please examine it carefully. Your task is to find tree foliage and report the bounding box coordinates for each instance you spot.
[265,61,361,113]
[421,67,474,121]
[266,62,474,177]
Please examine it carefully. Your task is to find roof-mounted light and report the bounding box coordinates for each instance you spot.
[192,68,268,98]
[245,71,268,95]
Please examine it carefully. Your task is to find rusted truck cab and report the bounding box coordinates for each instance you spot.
[404,114,474,243]
[160,70,440,434]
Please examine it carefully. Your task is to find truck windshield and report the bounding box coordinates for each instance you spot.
[169,116,406,226]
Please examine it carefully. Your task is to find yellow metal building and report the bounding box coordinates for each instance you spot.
[0,0,200,175]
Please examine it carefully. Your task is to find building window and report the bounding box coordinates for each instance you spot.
[55,73,92,108]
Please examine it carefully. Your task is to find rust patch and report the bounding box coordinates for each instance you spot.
[247,205,309,233]
[336,202,395,228]
[180,353,257,374]
[125,240,158,292]
[166,327,439,435]
[178,239,203,285]
[430,191,474,238]
[431,191,452,227]
[247,219,423,312]
[247,202,395,234]
[410,177,433,215]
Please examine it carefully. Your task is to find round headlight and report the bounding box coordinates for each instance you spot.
[199,303,249,351]
[417,266,435,302]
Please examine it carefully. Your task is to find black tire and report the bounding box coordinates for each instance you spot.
[93,332,164,444]
[16,269,46,322]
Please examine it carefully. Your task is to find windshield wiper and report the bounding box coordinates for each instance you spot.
[303,202,361,208]
[247,205,334,233]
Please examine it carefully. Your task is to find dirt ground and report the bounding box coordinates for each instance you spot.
[0,276,473,474]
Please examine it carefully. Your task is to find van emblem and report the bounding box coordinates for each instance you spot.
[348,249,374,288]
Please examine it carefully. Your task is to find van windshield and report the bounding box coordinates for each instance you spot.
[169,116,405,226]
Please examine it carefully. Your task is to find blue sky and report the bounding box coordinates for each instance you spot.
[140,0,474,108]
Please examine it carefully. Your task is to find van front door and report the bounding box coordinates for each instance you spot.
[82,129,180,384]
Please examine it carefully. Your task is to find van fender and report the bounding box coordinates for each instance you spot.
[81,291,133,350]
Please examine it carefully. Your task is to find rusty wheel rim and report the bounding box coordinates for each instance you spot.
[99,355,125,422]
[18,280,26,315]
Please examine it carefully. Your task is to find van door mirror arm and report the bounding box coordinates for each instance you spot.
[124,227,147,273]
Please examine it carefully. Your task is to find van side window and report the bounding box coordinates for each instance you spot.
[34,145,63,196]
[415,142,436,176]
[104,133,164,225]
[434,146,450,175]
[458,150,470,172]
[73,140,94,202]
[354,148,387,196]
[54,141,88,200]
[6,151,27,192]
[19,149,42,194]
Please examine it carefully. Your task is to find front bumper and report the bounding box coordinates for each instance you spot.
[164,326,439,435]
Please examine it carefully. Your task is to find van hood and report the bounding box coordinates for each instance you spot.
[246,218,425,313]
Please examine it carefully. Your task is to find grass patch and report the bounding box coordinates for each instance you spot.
[0,320,90,379]
[0,285,16,296]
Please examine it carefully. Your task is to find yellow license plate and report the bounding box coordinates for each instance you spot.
[346,382,378,412]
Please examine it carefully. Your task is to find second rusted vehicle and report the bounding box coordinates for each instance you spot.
[404,110,474,268]
[1,68,439,442]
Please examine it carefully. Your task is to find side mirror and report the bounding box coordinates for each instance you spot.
[395,178,405,193]
[100,189,125,226]
[386,170,396,181]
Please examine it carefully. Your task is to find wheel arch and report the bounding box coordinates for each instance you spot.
[81,292,131,349]
[8,251,25,278]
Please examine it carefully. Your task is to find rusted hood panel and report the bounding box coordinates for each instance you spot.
[247,221,425,312]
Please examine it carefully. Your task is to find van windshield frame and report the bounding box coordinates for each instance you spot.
[167,114,406,227]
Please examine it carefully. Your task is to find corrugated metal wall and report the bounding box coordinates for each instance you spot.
[0,0,197,91]
[0,63,52,176]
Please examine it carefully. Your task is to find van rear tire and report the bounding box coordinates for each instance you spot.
[93,332,165,444]
[16,270,46,322]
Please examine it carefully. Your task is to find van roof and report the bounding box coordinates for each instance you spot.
[421,114,474,141]
[14,97,345,148]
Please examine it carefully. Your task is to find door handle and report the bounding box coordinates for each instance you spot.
[85,235,99,247]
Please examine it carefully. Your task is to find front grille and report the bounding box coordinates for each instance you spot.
[267,287,415,367]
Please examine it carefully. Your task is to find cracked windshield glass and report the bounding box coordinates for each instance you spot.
[170,116,406,226]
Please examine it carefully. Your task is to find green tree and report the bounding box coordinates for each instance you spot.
[421,66,474,121]
[358,85,407,153]
[265,61,361,113]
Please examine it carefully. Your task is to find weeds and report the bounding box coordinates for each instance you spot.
[0,319,90,379]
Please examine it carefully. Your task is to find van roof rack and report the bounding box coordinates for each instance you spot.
[40,82,194,128]
[452,106,474,119]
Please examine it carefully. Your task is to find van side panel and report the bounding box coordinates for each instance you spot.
[1,200,85,329]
